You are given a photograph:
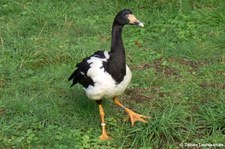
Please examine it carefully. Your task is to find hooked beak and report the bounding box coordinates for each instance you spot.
[126,14,144,27]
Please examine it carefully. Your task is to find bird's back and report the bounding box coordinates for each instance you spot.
[68,50,110,88]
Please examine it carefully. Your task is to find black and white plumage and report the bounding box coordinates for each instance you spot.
[68,50,132,100]
[68,9,148,140]
[68,9,143,100]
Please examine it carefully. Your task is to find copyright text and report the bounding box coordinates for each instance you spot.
[179,143,224,148]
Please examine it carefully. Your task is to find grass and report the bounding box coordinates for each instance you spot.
[1,0,225,148]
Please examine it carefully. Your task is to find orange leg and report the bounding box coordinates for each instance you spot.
[113,96,150,127]
[97,101,111,140]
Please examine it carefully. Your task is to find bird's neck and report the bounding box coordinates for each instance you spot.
[110,22,126,65]
[111,23,124,51]
[105,21,126,83]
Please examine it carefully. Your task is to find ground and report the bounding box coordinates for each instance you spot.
[0,0,225,148]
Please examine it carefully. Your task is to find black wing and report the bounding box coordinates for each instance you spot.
[68,50,109,88]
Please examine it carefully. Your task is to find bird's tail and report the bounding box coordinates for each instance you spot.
[68,68,82,87]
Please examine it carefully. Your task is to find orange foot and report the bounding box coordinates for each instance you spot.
[99,133,112,140]
[125,108,150,127]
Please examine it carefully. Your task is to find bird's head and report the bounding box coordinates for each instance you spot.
[114,9,144,27]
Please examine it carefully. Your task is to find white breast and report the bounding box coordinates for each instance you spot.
[84,55,132,100]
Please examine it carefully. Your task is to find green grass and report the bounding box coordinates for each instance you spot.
[1,0,225,148]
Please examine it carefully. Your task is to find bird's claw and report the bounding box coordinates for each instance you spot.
[99,133,112,140]
[125,108,150,127]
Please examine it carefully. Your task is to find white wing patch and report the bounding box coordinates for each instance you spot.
[104,51,110,59]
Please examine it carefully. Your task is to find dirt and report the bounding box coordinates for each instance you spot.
[199,82,225,90]
[0,108,5,116]
[0,80,5,88]
[131,58,179,76]
[123,85,165,103]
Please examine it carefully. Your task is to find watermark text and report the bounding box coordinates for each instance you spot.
[179,143,224,148]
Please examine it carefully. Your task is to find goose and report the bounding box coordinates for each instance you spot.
[68,9,149,140]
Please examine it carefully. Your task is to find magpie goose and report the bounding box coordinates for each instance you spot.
[68,9,149,140]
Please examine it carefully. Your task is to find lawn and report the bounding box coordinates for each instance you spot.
[0,0,225,148]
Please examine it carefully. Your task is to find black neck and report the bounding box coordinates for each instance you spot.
[111,22,124,53]
[110,21,126,66]
[104,21,126,83]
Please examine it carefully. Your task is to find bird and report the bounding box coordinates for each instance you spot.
[68,9,149,140]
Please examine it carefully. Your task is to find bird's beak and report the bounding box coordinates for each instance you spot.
[126,14,144,27]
